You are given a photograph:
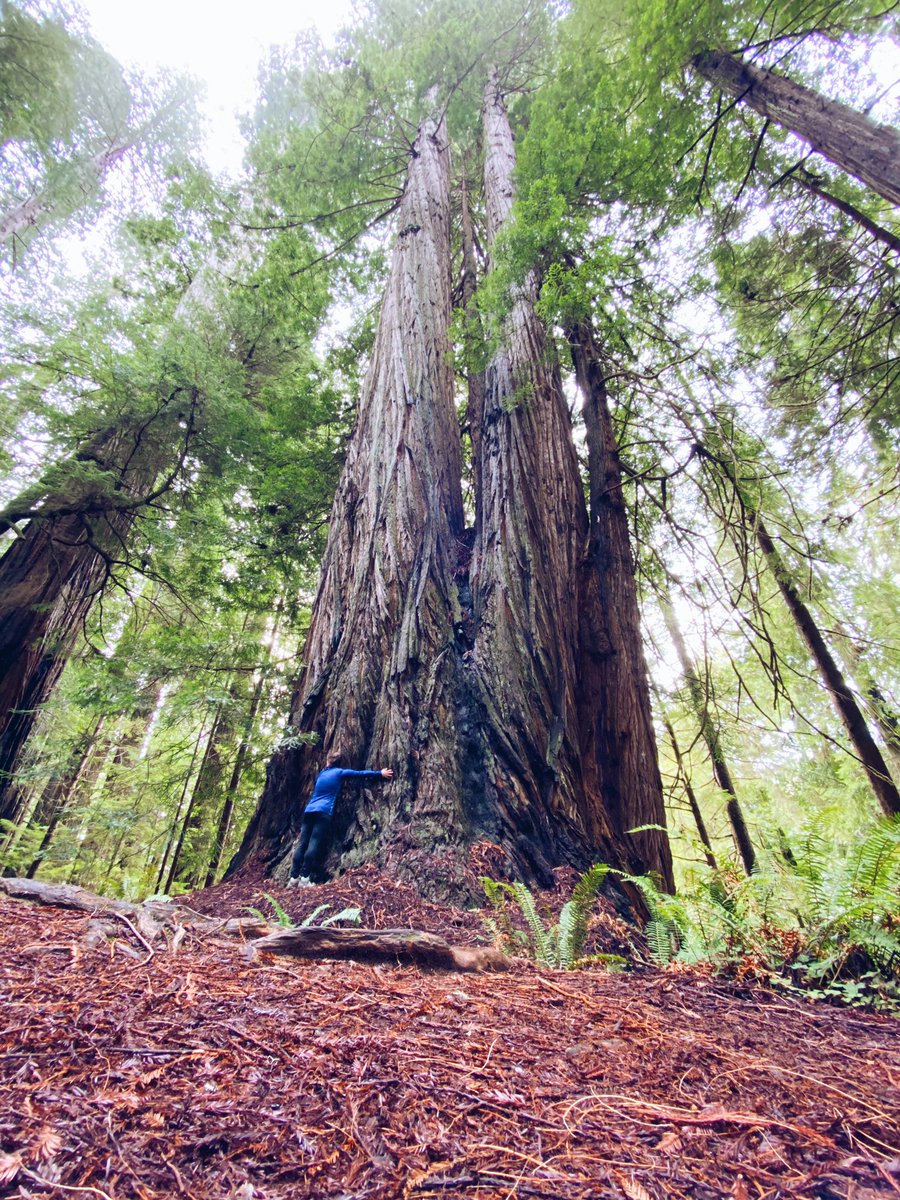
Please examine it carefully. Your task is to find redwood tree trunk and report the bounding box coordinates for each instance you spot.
[662,600,757,874]
[231,113,471,895]
[568,319,673,885]
[465,83,672,886]
[233,95,674,899]
[0,404,189,819]
[692,49,900,207]
[0,513,118,820]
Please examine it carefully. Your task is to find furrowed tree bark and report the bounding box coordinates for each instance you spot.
[465,78,672,886]
[0,406,187,819]
[692,49,900,207]
[661,598,757,874]
[459,168,486,527]
[567,318,673,886]
[234,96,672,904]
[231,113,472,896]
[0,509,126,821]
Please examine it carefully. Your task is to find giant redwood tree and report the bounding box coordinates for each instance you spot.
[233,81,674,897]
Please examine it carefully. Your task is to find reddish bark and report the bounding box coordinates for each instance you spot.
[234,93,675,899]
[232,114,470,892]
[0,403,192,818]
[568,320,674,886]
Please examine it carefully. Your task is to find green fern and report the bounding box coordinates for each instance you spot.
[480,865,610,970]
[300,903,362,928]
[320,906,362,927]
[261,892,294,927]
[509,882,553,965]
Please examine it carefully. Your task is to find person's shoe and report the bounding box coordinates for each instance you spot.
[296,875,313,887]
[286,876,299,888]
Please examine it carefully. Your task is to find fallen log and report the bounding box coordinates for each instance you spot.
[250,926,510,972]
[0,877,274,941]
[0,878,510,972]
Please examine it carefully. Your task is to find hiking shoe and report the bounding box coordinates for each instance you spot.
[296,875,313,887]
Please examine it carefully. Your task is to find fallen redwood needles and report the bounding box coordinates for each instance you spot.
[0,867,898,1200]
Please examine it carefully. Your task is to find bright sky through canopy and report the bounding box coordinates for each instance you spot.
[79,0,355,174]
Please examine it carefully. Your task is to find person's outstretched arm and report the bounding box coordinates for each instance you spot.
[338,767,393,781]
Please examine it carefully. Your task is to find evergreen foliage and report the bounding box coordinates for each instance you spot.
[619,817,900,1011]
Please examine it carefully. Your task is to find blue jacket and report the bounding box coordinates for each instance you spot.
[303,767,384,818]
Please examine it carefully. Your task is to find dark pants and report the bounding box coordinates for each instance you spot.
[291,812,331,879]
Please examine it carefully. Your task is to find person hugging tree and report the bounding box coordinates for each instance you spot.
[287,754,394,887]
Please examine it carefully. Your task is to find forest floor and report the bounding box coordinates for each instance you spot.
[1,864,898,1200]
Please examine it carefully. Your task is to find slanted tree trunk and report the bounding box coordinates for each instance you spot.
[26,716,106,877]
[0,139,133,247]
[753,518,900,817]
[661,599,757,874]
[650,682,718,871]
[0,403,194,819]
[164,700,232,892]
[231,112,471,895]
[153,706,212,894]
[0,509,119,821]
[567,318,673,885]
[692,49,900,207]
[786,167,900,255]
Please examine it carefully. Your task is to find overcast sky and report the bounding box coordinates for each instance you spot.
[80,0,355,174]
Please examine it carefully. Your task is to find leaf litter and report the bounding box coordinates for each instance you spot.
[1,864,898,1200]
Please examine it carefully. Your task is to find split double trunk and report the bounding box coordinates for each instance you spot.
[234,87,673,898]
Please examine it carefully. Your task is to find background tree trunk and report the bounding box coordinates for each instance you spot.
[753,517,900,817]
[205,608,281,887]
[0,407,190,819]
[661,598,757,874]
[692,50,900,206]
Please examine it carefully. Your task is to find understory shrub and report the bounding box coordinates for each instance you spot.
[481,864,626,969]
[624,816,900,1013]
